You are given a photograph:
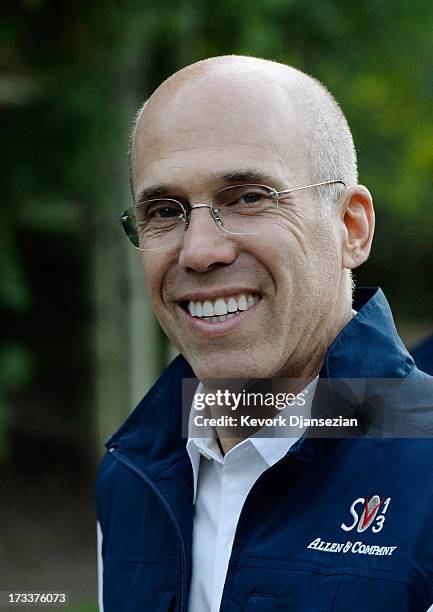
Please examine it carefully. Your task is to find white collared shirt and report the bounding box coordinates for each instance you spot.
[186,379,317,612]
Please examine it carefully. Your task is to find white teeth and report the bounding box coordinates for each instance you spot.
[186,293,260,320]
[214,297,228,316]
[237,294,248,311]
[227,297,238,313]
[202,300,214,317]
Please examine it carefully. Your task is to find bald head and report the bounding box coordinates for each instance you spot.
[130,56,357,211]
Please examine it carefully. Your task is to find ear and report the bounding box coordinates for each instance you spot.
[341,185,375,270]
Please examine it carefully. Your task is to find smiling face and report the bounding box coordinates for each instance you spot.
[131,60,353,381]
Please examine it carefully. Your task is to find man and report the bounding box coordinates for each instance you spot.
[96,56,433,611]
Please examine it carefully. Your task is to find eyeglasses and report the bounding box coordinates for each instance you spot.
[119,179,346,252]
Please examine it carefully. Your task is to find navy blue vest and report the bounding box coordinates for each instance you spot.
[96,288,433,611]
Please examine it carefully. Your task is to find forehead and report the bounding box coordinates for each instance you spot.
[132,67,308,194]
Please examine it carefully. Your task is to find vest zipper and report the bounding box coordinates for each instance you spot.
[108,447,187,612]
[223,448,300,605]
[231,454,288,550]
[225,436,323,588]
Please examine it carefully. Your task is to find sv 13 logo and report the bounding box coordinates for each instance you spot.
[341,495,391,534]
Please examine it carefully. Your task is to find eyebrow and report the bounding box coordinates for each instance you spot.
[135,168,280,206]
[213,169,279,185]
[135,184,173,206]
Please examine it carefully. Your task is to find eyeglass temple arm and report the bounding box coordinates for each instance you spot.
[276,179,346,198]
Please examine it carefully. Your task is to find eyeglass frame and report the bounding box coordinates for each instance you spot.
[119,178,347,250]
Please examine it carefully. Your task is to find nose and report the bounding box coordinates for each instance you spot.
[178,206,238,272]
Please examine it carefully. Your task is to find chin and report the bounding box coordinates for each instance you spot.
[190,354,275,383]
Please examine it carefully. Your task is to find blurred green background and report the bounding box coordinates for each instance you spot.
[1,0,432,609]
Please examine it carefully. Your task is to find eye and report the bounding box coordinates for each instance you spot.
[238,190,266,204]
[138,199,182,224]
[217,185,271,208]
[150,205,179,219]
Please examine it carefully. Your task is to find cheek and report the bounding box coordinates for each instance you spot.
[140,255,166,308]
[307,224,343,299]
[271,217,341,300]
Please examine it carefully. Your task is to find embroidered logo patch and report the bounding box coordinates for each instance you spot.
[341,495,391,534]
[306,495,396,557]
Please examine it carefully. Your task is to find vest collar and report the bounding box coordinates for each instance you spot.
[321,287,414,379]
